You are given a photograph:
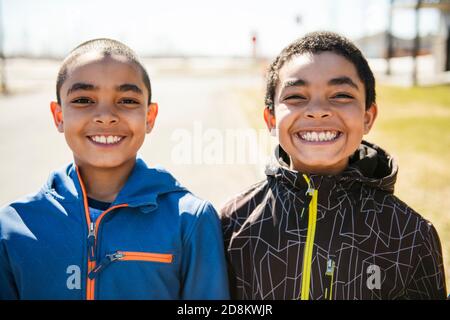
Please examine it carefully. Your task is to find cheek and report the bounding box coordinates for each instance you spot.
[61,120,78,136]
[342,109,367,143]
[61,109,85,129]
[342,105,365,126]
[128,112,149,136]
[275,106,297,129]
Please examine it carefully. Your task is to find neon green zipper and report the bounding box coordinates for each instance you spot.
[300,174,318,300]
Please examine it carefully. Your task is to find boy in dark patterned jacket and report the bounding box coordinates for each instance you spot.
[221,32,447,300]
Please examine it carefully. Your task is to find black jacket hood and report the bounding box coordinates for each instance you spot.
[266,140,398,194]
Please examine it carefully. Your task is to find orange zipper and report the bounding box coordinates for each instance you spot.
[88,251,174,279]
[75,166,129,300]
[117,251,173,263]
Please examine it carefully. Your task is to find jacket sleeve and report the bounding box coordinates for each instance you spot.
[220,206,242,300]
[406,221,447,299]
[180,201,230,299]
[0,208,20,300]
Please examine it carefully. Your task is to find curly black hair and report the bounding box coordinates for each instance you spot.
[56,38,151,105]
[265,31,375,112]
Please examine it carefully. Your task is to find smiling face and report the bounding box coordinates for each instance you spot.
[51,53,158,171]
[265,51,377,175]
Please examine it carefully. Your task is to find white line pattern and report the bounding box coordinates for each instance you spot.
[221,142,447,300]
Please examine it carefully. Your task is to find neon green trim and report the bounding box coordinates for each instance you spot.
[300,174,318,300]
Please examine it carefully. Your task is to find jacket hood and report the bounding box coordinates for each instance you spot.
[42,157,187,212]
[266,140,398,194]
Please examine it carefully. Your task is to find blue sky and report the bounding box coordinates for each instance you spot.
[1,0,441,57]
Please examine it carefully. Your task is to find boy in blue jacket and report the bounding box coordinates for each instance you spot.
[0,38,229,300]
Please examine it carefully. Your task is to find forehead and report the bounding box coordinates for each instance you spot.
[278,52,363,89]
[62,53,145,91]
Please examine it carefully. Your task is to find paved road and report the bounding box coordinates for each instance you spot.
[0,58,270,209]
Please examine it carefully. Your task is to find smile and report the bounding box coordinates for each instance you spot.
[88,135,124,145]
[296,130,342,142]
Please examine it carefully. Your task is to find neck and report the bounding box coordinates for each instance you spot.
[289,158,349,176]
[76,159,136,203]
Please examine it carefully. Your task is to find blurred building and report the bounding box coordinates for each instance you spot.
[357,0,449,84]
[355,32,436,58]
[434,1,450,72]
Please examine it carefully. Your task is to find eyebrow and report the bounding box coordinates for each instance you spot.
[281,79,308,90]
[116,83,143,95]
[67,82,98,95]
[281,76,359,91]
[328,76,359,89]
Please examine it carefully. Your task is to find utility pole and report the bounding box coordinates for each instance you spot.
[412,0,422,86]
[386,0,395,76]
[251,32,257,60]
[0,0,7,94]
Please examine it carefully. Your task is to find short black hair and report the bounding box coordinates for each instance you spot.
[56,38,151,105]
[265,31,375,111]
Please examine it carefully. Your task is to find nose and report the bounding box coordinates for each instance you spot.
[304,99,332,119]
[93,103,119,125]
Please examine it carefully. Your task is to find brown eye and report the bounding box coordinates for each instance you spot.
[71,97,94,104]
[332,93,354,99]
[284,95,306,101]
[119,99,140,105]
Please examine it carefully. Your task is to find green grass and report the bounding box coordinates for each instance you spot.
[369,85,450,293]
[377,85,450,107]
[238,84,450,293]
[375,116,450,154]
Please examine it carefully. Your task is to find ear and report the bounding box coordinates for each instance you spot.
[363,103,378,134]
[263,107,276,131]
[146,102,159,133]
[50,101,64,133]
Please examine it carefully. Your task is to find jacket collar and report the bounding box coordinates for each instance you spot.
[265,141,398,193]
[43,157,186,213]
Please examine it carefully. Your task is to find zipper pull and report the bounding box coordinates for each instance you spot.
[300,174,314,219]
[300,191,313,219]
[325,258,336,300]
[302,174,315,195]
[87,222,96,261]
[88,252,124,280]
[326,258,335,276]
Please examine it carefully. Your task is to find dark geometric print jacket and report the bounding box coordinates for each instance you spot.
[221,141,447,300]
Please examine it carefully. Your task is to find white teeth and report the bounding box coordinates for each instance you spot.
[318,132,325,141]
[299,131,339,142]
[90,136,123,144]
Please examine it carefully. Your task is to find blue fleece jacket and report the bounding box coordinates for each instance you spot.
[0,158,229,300]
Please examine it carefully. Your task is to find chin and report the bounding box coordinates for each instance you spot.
[80,158,132,170]
[291,152,348,173]
[295,152,341,166]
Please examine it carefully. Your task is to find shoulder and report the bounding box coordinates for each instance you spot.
[1,189,48,216]
[220,179,269,226]
[156,180,216,220]
[173,193,221,243]
[382,192,428,222]
[176,192,214,215]
[0,190,49,239]
[372,191,440,241]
